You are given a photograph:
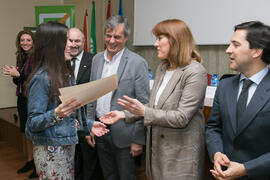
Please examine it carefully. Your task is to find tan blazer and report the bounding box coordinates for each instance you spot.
[126,60,207,180]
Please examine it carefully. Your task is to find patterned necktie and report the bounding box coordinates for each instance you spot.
[236,79,253,128]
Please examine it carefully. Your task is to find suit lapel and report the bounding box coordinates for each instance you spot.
[156,65,184,109]
[226,75,240,134]
[96,54,105,80]
[149,64,166,108]
[236,71,270,136]
[116,48,128,84]
[76,52,88,83]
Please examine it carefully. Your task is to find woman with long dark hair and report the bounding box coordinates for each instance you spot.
[25,21,108,179]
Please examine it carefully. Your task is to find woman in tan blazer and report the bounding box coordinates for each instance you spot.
[100,19,207,180]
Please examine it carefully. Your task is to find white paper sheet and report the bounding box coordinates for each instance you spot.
[59,74,118,107]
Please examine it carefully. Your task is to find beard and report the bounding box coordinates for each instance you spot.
[70,47,82,57]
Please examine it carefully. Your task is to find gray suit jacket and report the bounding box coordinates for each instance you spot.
[206,70,270,180]
[125,60,207,180]
[87,48,150,148]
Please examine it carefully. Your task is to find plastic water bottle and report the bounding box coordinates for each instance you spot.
[148,69,153,80]
[148,68,154,89]
[210,73,219,87]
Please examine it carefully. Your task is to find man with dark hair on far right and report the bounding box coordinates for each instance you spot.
[206,21,270,180]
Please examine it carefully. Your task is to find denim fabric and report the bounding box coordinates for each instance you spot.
[75,107,94,136]
[26,67,78,146]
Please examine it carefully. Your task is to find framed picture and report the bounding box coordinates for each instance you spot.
[24,27,37,33]
[35,6,75,28]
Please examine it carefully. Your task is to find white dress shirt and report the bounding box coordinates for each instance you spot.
[96,48,125,118]
[71,51,84,80]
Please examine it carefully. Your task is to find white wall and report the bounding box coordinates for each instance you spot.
[0,0,66,108]
[134,0,270,45]
[0,0,239,108]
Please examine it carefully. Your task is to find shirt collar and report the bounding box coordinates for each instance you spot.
[104,48,125,63]
[240,66,269,85]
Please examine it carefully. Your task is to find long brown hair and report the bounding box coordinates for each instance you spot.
[152,19,201,68]
[15,30,34,60]
[27,21,73,100]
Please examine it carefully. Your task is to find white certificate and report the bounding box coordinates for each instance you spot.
[59,74,118,107]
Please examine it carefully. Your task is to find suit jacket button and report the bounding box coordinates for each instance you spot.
[160,134,165,138]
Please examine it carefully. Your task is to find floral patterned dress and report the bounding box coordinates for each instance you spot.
[33,145,75,180]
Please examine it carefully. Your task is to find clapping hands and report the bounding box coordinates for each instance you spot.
[1,65,20,77]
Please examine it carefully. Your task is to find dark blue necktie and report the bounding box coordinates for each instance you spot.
[236,79,253,129]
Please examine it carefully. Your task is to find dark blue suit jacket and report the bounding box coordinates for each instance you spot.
[76,51,93,85]
[206,69,270,180]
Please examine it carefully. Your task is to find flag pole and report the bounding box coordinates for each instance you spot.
[90,0,97,54]
[83,9,88,52]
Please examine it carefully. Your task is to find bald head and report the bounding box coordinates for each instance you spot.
[67,28,85,57]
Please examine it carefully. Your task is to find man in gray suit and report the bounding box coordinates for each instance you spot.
[206,21,270,180]
[86,15,150,180]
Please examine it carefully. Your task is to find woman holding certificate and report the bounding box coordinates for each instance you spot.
[25,21,108,179]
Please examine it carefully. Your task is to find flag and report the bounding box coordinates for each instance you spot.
[106,0,111,19]
[83,10,88,52]
[118,0,123,16]
[90,1,97,54]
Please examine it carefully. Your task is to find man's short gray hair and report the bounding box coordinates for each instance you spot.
[104,15,130,37]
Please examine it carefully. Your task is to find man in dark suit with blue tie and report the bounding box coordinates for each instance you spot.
[206,21,270,180]
[68,28,103,180]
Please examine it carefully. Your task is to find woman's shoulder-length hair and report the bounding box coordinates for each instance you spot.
[152,19,202,68]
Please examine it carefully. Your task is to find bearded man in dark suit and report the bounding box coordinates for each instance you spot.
[68,27,103,180]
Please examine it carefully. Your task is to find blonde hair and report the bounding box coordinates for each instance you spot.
[152,19,201,68]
